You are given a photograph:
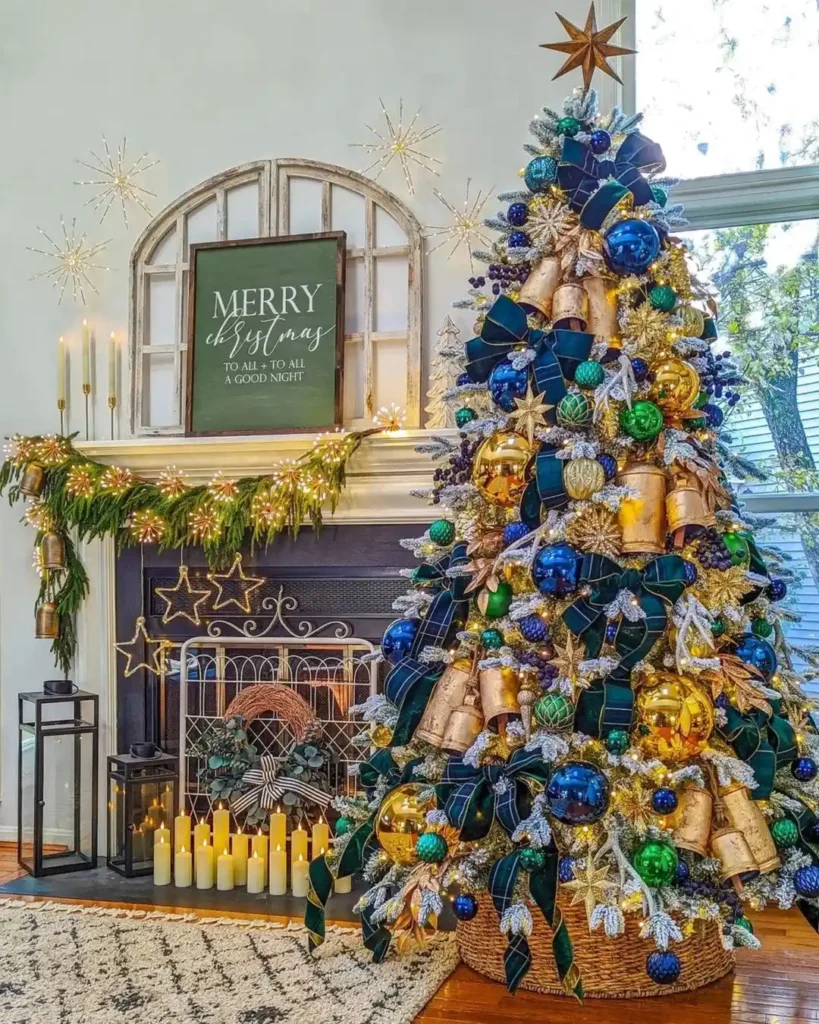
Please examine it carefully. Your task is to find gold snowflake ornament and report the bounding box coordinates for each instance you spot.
[28,217,109,305]
[75,136,159,227]
[427,179,493,272]
[562,859,615,926]
[694,566,755,612]
[509,384,554,446]
[622,304,670,355]
[565,505,622,558]
[352,99,441,196]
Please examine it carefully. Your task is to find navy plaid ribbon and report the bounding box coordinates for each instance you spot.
[717,699,797,800]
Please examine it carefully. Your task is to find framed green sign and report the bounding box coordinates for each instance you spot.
[185,231,345,435]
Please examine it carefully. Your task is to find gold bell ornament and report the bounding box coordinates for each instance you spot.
[375,783,433,866]
[563,457,606,500]
[649,357,700,427]
[666,468,714,544]
[709,824,760,885]
[551,283,589,329]
[720,784,780,874]
[441,698,485,754]
[41,531,66,571]
[517,256,561,317]
[669,785,713,857]
[19,463,45,498]
[35,600,59,639]
[414,659,474,748]
[472,431,533,508]
[479,666,520,733]
[635,672,714,762]
[615,460,667,555]
[582,276,619,343]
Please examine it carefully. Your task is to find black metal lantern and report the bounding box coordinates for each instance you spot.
[18,685,99,877]
[107,746,178,877]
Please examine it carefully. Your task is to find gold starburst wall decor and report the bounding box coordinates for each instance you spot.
[427,179,493,272]
[27,217,109,305]
[75,136,159,227]
[352,99,441,195]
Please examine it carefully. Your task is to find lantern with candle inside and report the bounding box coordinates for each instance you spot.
[106,747,178,878]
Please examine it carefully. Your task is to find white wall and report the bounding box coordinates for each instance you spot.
[0,0,619,835]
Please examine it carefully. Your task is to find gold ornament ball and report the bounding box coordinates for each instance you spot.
[636,672,714,762]
[649,358,701,418]
[680,305,706,339]
[472,431,533,508]
[563,457,606,500]
[370,722,394,748]
[375,783,433,866]
[503,559,534,593]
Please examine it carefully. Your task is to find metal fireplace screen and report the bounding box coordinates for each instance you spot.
[178,636,377,820]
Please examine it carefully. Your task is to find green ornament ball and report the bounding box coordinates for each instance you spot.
[649,285,677,312]
[711,619,726,638]
[632,839,679,888]
[482,580,514,619]
[723,530,751,567]
[574,360,605,390]
[735,916,754,934]
[533,693,575,731]
[693,390,709,410]
[557,393,592,428]
[651,185,668,208]
[751,617,774,639]
[519,847,546,872]
[770,817,800,850]
[557,116,582,137]
[619,400,664,442]
[688,416,708,430]
[335,817,351,836]
[416,831,448,864]
[481,628,505,649]
[429,519,456,546]
[605,729,631,755]
[456,407,478,428]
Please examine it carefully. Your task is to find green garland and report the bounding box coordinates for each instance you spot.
[1,429,377,673]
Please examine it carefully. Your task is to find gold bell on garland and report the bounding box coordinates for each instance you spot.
[20,463,45,498]
[41,532,66,571]
[615,461,667,555]
[441,697,485,754]
[551,283,589,329]
[666,468,714,544]
[479,666,520,732]
[720,784,780,874]
[670,785,713,857]
[35,600,59,639]
[710,824,760,885]
[414,659,474,747]
[472,431,533,508]
[517,256,561,316]
[375,782,432,866]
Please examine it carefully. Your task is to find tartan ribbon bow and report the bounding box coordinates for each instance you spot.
[232,755,332,815]
[717,698,797,801]
[556,131,665,230]
[562,552,690,736]
[441,747,551,842]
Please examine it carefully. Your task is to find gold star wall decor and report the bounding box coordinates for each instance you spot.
[427,179,493,272]
[509,384,554,445]
[114,616,170,677]
[208,554,265,614]
[540,3,636,93]
[75,136,159,227]
[352,99,441,196]
[562,859,615,925]
[155,565,212,626]
[27,217,109,305]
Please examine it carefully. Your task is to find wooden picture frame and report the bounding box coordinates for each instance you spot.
[185,231,346,436]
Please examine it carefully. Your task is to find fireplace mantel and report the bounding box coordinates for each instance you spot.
[76,428,453,524]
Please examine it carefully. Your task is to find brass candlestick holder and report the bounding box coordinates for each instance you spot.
[83,384,91,440]
[108,396,117,440]
[57,398,66,435]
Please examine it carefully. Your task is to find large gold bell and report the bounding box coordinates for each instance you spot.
[20,463,45,498]
[479,667,520,728]
[517,256,561,316]
[720,784,780,874]
[414,660,473,747]
[441,704,484,754]
[41,532,66,570]
[669,786,713,857]
[615,461,667,555]
[710,825,760,884]
[35,600,59,639]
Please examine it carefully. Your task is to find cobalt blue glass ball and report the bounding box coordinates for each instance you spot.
[508,230,531,248]
[793,865,819,899]
[733,633,777,681]
[507,202,529,226]
[532,544,580,598]
[503,521,531,546]
[603,218,662,277]
[546,761,610,825]
[631,357,650,383]
[792,757,818,782]
[683,561,698,585]
[518,614,550,643]
[488,361,529,413]
[589,129,612,154]
[597,453,617,481]
[605,620,619,645]
[453,892,479,921]
[558,856,575,883]
[703,403,724,429]
[714,693,730,710]
[456,371,472,387]
[381,618,419,664]
[651,788,678,815]
[646,951,681,985]
[768,578,788,601]
[675,860,689,883]
[524,155,558,193]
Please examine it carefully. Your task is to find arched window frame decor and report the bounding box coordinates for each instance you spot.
[129,159,424,436]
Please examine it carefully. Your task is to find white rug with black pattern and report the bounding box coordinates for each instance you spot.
[0,901,458,1024]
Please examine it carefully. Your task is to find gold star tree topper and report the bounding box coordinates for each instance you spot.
[540,3,636,93]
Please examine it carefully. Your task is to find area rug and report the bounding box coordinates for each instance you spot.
[0,899,459,1024]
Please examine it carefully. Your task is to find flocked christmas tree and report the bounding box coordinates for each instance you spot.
[307,4,819,996]
[425,315,462,428]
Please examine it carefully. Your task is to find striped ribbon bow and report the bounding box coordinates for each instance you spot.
[232,755,332,814]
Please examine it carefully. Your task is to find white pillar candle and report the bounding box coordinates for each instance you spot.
[231,831,249,886]
[311,817,329,861]
[175,846,192,888]
[291,824,308,874]
[251,829,268,876]
[153,836,171,886]
[269,842,287,896]
[216,848,234,891]
[247,851,265,894]
[154,824,171,846]
[334,874,352,894]
[213,805,230,859]
[195,842,214,890]
[175,812,191,854]
[57,336,66,406]
[291,853,309,898]
[269,807,286,852]
[108,331,117,401]
[81,320,90,389]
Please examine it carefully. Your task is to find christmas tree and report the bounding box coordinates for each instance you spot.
[424,316,462,429]
[307,5,819,996]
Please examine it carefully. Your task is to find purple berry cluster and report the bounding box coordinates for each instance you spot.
[518,649,558,688]
[487,262,531,296]
[699,350,743,408]
[431,435,480,504]
[696,529,733,570]
[467,276,486,290]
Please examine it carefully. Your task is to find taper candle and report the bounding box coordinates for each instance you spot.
[195,841,214,890]
[291,823,308,871]
[213,804,230,859]
[251,829,268,876]
[247,851,265,894]
[175,811,191,854]
[175,845,192,887]
[81,320,90,389]
[231,830,249,886]
[311,816,329,861]
[153,836,171,886]
[269,806,286,852]
[57,336,66,406]
[269,842,287,896]
[216,848,234,891]
[291,853,309,897]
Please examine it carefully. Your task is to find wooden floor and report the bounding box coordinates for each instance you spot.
[1,844,816,1023]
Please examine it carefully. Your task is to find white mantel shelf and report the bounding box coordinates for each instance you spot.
[76,429,453,524]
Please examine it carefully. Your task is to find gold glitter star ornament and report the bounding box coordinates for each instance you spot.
[509,384,554,445]
[562,858,615,926]
[541,4,636,93]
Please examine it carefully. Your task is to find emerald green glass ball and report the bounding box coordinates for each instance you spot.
[632,839,679,888]
[752,617,773,639]
[557,116,582,137]
[693,390,709,410]
[770,817,800,850]
[688,416,708,430]
[574,360,605,390]
[723,530,750,567]
[335,817,351,836]
[416,831,448,863]
[651,185,668,208]
[533,693,575,731]
[482,580,513,619]
[456,407,478,428]
[711,619,726,638]
[735,916,754,933]
[519,847,546,871]
[605,729,631,755]
[619,400,664,442]
[481,628,505,649]
[557,393,592,428]
[429,519,456,546]
[649,285,677,312]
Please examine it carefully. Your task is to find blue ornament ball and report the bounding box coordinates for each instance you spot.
[518,614,550,643]
[456,371,472,387]
[507,202,528,226]
[503,521,531,546]
[453,892,479,921]
[558,856,575,883]
[631,357,650,383]
[546,760,610,825]
[488,361,528,413]
[793,865,819,899]
[524,155,558,193]
[603,218,662,277]
[589,129,612,154]
[646,951,681,985]
[675,860,690,883]
[597,453,618,481]
[381,618,419,664]
[703,403,724,429]
[508,230,530,249]
[683,561,698,585]
[652,787,679,815]
[768,578,788,601]
[714,693,730,710]
[532,544,580,597]
[806,819,819,844]
[733,633,777,681]
[605,620,619,645]
[792,757,818,782]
